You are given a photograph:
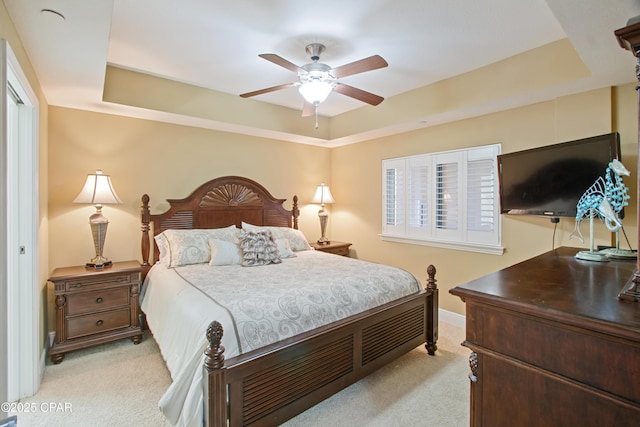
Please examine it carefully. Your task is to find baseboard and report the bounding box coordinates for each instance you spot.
[39,345,46,389]
[439,308,465,329]
[39,332,55,388]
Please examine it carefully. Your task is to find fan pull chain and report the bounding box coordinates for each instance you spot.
[315,104,319,129]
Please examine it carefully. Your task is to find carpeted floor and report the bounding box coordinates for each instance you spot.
[10,322,469,426]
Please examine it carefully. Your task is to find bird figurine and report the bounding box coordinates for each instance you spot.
[571,159,630,261]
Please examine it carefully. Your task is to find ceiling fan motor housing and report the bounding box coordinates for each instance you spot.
[305,43,326,62]
[300,62,335,85]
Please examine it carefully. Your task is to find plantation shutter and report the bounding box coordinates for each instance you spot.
[381,144,501,254]
[466,145,500,244]
[382,158,405,235]
[408,157,430,237]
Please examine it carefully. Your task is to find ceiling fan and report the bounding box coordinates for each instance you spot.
[240,43,388,119]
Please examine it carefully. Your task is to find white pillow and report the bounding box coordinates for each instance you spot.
[275,238,295,259]
[156,225,240,267]
[208,239,243,266]
[241,222,312,252]
[154,233,171,267]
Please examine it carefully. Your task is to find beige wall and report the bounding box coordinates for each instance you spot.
[332,86,638,315]
[47,107,332,265]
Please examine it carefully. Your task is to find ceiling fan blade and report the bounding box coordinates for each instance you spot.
[301,101,315,117]
[239,82,295,98]
[259,53,304,73]
[331,55,388,78]
[334,83,384,106]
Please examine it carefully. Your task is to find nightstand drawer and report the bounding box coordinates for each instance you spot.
[67,308,131,339]
[310,241,352,256]
[329,246,350,256]
[67,287,130,316]
[64,272,136,292]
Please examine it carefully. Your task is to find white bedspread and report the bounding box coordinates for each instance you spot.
[141,250,421,426]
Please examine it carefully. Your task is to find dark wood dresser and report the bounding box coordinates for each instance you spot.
[450,247,640,426]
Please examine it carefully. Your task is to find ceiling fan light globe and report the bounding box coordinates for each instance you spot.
[299,81,333,104]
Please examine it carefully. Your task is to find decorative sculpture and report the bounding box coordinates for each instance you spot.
[570,159,630,261]
[599,159,636,259]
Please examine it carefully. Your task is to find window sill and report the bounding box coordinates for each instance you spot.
[379,234,504,255]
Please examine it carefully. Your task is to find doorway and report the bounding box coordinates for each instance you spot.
[1,39,40,409]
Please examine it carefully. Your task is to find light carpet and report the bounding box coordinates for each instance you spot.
[11,322,469,426]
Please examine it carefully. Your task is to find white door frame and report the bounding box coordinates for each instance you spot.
[1,39,40,404]
[0,39,8,418]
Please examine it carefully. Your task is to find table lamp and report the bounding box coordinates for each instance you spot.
[312,183,335,244]
[73,169,122,268]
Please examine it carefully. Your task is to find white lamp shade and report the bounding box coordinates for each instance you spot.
[73,170,122,205]
[312,184,335,205]
[299,81,333,105]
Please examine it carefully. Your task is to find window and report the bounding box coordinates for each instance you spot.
[382,144,503,255]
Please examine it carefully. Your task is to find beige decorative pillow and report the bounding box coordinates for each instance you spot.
[208,239,243,266]
[239,229,282,267]
[241,222,312,252]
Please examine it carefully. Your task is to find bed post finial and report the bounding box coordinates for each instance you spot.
[203,321,227,427]
[292,195,299,229]
[141,194,151,267]
[426,264,437,292]
[204,321,225,370]
[425,264,438,356]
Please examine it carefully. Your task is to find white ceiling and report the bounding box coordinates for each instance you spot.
[4,0,640,145]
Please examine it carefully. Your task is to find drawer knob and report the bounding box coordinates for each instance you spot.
[96,297,103,304]
[96,320,104,326]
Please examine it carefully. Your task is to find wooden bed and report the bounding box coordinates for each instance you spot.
[140,176,439,427]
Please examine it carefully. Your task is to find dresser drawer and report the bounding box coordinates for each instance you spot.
[468,303,640,404]
[63,272,137,292]
[67,287,130,316]
[67,308,131,340]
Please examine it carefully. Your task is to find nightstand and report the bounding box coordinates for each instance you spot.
[310,241,352,256]
[48,260,143,364]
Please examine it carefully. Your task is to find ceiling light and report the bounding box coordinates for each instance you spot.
[298,80,333,105]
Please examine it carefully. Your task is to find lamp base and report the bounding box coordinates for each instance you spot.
[317,207,330,246]
[85,255,112,269]
[575,250,610,262]
[86,208,112,269]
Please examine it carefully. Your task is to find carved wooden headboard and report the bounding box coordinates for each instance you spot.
[140,176,299,270]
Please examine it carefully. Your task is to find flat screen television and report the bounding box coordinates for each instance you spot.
[497,132,622,218]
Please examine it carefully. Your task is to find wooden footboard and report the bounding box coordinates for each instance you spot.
[203,265,438,427]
